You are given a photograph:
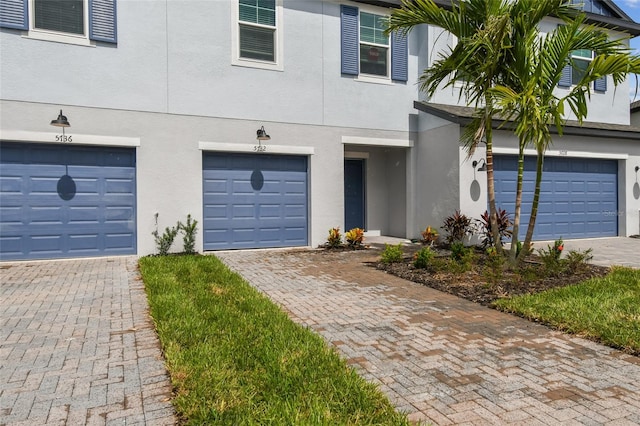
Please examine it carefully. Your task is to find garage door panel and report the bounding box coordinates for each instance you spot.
[0,143,136,260]
[203,153,308,250]
[494,155,617,240]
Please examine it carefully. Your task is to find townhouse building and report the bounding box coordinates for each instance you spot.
[1,0,639,260]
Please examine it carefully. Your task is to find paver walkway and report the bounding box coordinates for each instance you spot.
[0,257,176,425]
[218,248,640,425]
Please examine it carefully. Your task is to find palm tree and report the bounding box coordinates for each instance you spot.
[387,0,514,252]
[491,12,640,261]
[386,0,574,254]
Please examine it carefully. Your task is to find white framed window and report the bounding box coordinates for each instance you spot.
[340,4,407,83]
[359,11,389,78]
[28,0,91,45]
[571,49,593,85]
[0,0,117,46]
[232,0,284,71]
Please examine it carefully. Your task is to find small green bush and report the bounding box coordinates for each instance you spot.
[152,213,179,255]
[448,242,474,273]
[179,214,198,254]
[450,241,468,262]
[565,248,594,273]
[413,247,435,269]
[381,244,403,264]
[483,246,505,284]
[537,238,565,276]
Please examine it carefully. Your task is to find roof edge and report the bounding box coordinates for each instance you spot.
[414,101,640,141]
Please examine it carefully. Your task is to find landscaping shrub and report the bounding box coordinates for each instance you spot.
[413,247,435,269]
[478,209,513,248]
[179,214,198,255]
[564,248,594,273]
[448,242,475,273]
[381,244,403,264]
[483,246,505,284]
[326,227,342,248]
[442,210,474,244]
[537,238,565,276]
[420,226,439,246]
[152,213,179,255]
[345,228,364,247]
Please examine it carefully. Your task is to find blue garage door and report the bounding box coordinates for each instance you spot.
[0,142,136,260]
[494,155,617,240]
[203,153,308,250]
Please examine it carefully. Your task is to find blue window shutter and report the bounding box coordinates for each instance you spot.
[0,0,28,30]
[341,5,358,76]
[391,30,408,82]
[559,64,572,87]
[89,0,117,44]
[594,75,607,92]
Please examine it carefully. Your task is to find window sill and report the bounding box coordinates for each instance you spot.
[231,57,283,72]
[23,30,94,47]
[354,75,393,85]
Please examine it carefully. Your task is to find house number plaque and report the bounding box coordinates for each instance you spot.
[253,144,267,152]
[55,134,73,143]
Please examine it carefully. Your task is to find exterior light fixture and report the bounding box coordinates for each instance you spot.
[636,166,639,173]
[256,126,270,141]
[473,158,487,172]
[50,110,70,128]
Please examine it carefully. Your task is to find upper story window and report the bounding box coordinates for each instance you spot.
[232,0,283,71]
[359,12,389,77]
[571,49,593,84]
[0,0,117,45]
[34,0,84,35]
[568,0,612,17]
[340,5,407,83]
[559,48,607,92]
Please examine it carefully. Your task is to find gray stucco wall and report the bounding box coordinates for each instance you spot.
[0,0,421,132]
[0,100,414,255]
[410,115,461,238]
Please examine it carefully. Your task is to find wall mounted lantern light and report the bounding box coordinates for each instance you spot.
[256,126,270,141]
[473,158,487,172]
[50,109,70,137]
[51,109,70,128]
[255,126,270,152]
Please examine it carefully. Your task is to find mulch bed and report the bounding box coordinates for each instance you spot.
[373,244,610,306]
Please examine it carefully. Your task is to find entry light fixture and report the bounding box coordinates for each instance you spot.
[473,158,487,172]
[50,110,70,128]
[636,166,639,173]
[256,126,270,141]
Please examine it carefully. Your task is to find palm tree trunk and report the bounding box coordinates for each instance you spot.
[484,113,504,254]
[509,143,525,262]
[519,147,544,261]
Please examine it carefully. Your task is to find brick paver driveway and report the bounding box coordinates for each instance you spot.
[0,257,176,425]
[218,248,640,425]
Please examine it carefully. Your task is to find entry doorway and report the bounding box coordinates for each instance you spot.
[344,159,365,231]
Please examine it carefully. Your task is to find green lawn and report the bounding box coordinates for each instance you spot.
[494,266,640,354]
[139,255,409,425]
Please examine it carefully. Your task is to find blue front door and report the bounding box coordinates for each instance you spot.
[202,153,308,250]
[344,159,365,231]
[0,142,137,260]
[494,155,618,240]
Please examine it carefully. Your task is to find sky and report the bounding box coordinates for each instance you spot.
[618,0,640,101]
